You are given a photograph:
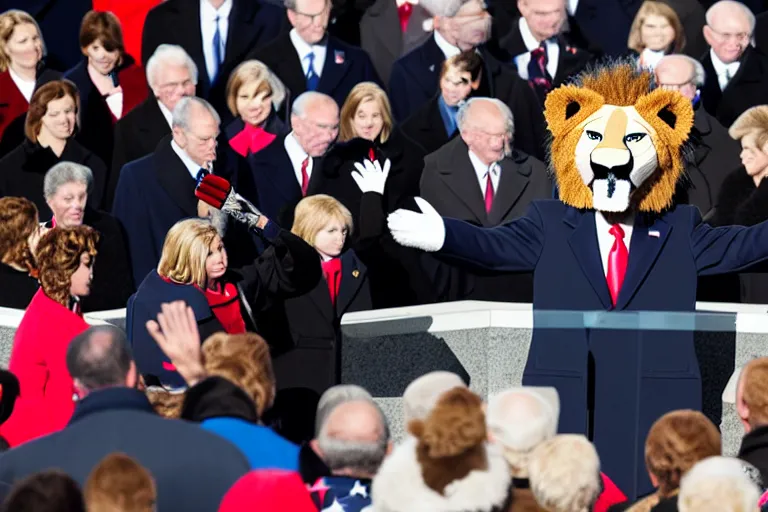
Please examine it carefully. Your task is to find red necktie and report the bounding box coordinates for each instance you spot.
[484,171,494,214]
[301,156,310,196]
[368,147,376,161]
[321,258,342,306]
[398,2,413,33]
[607,224,628,306]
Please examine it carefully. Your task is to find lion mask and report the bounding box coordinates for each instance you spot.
[544,63,694,214]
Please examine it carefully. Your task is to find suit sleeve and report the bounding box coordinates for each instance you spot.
[438,202,545,272]
[112,166,156,285]
[692,207,768,275]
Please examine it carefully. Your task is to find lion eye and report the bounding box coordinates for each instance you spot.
[624,133,646,143]
[586,130,602,141]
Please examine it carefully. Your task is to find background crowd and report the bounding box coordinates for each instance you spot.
[2,0,768,509]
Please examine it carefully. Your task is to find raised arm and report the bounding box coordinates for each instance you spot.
[692,207,768,275]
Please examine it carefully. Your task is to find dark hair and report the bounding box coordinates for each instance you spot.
[2,470,85,512]
[441,50,484,83]
[0,197,38,272]
[35,225,99,307]
[79,10,124,55]
[66,325,133,391]
[24,80,80,143]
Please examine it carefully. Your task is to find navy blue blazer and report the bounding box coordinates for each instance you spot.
[439,200,768,498]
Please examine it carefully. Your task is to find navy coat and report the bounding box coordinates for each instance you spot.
[438,200,768,499]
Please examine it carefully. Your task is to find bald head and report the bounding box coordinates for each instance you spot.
[458,98,514,165]
[291,91,339,157]
[324,400,386,443]
[704,1,754,64]
[655,55,702,101]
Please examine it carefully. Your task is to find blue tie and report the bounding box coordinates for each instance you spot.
[196,168,209,184]
[212,16,223,83]
[306,52,320,91]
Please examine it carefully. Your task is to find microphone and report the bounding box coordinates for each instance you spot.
[195,174,264,230]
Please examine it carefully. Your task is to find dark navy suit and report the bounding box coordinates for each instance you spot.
[438,199,768,498]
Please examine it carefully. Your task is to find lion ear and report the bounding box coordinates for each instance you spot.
[633,88,694,147]
[544,85,605,138]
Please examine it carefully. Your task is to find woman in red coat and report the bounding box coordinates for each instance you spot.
[0,225,99,447]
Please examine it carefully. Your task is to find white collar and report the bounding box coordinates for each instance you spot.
[639,48,666,70]
[519,17,552,51]
[468,150,497,178]
[8,66,35,102]
[170,139,204,179]
[289,27,326,56]
[434,30,461,59]
[710,48,741,74]
[200,0,233,20]
[158,100,173,128]
[284,132,309,165]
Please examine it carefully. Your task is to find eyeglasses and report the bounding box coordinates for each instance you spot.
[291,1,330,23]
[707,26,751,43]
[657,79,694,91]
[159,79,195,91]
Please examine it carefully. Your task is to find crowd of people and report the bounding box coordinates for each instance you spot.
[2,0,768,509]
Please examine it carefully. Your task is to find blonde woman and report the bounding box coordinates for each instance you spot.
[128,216,319,388]
[628,1,685,70]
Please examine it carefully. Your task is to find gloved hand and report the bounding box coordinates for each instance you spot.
[219,187,264,231]
[352,158,391,195]
[387,197,445,252]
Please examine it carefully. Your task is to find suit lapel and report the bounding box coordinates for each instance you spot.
[489,155,531,225]
[175,3,208,95]
[259,138,302,202]
[414,36,445,97]
[318,38,351,96]
[138,99,171,149]
[554,41,591,86]
[225,0,255,63]
[614,215,671,310]
[438,142,487,224]
[154,142,199,217]
[307,277,335,323]
[336,251,365,317]
[274,33,308,102]
[566,209,613,310]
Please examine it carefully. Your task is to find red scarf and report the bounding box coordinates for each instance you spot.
[321,258,342,306]
[229,123,277,157]
[203,282,247,334]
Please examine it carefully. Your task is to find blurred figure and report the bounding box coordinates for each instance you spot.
[42,162,134,312]
[0,80,108,214]
[1,470,84,512]
[0,197,44,309]
[0,226,98,447]
[64,11,148,171]
[735,357,768,484]
[678,456,761,512]
[402,371,467,424]
[628,1,685,70]
[91,0,162,63]
[219,469,318,512]
[83,453,156,512]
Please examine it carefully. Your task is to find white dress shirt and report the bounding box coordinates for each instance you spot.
[710,49,740,91]
[9,67,35,102]
[285,132,313,186]
[469,150,501,197]
[200,0,233,82]
[434,30,461,59]
[638,48,666,71]
[290,28,327,78]
[594,211,634,277]
[158,101,174,128]
[171,140,204,180]
[514,17,560,80]
[105,93,124,119]
[567,0,579,15]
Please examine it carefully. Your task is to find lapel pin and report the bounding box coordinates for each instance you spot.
[429,64,435,72]
[335,50,345,64]
[648,230,660,238]
[352,270,360,278]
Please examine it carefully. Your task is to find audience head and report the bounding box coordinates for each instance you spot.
[678,457,761,512]
[644,410,721,498]
[458,97,514,165]
[1,470,84,512]
[728,106,768,184]
[403,371,467,424]
[285,0,331,45]
[219,469,318,512]
[703,0,754,64]
[146,387,184,419]
[202,332,276,417]
[226,60,286,128]
[172,96,220,169]
[339,82,393,143]
[486,387,559,478]
[421,0,491,50]
[158,218,226,288]
[736,357,768,433]
[146,44,198,112]
[0,10,44,74]
[36,226,98,305]
[291,91,339,157]
[79,10,124,75]
[628,1,685,53]
[83,453,156,512]
[517,0,567,43]
[655,55,704,101]
[439,51,483,107]
[315,384,373,436]
[0,197,42,274]
[528,434,601,512]
[292,194,352,259]
[25,80,79,144]
[67,324,137,399]
[43,162,92,228]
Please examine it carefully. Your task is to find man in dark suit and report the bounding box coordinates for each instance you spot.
[568,0,643,57]
[388,0,548,160]
[248,0,382,111]
[0,325,250,509]
[113,97,221,285]
[700,1,768,128]
[140,0,285,117]
[109,44,198,211]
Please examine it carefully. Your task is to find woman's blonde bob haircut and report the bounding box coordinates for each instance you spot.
[628,1,685,53]
[729,105,768,149]
[339,82,393,143]
[226,60,287,119]
[0,10,45,72]
[291,194,353,246]
[157,218,220,288]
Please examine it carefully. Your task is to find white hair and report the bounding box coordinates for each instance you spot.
[419,0,467,17]
[679,457,762,512]
[705,1,756,32]
[315,384,373,436]
[457,97,515,140]
[146,44,199,92]
[43,162,93,200]
[172,96,220,130]
[402,371,466,424]
[291,91,336,118]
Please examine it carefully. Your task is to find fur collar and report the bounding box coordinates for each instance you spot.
[372,437,511,512]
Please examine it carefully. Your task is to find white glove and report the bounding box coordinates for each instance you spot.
[352,158,390,195]
[387,197,445,252]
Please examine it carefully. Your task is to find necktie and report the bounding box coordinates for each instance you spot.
[398,2,413,33]
[212,15,223,82]
[723,67,733,90]
[368,147,376,161]
[306,52,320,91]
[527,42,553,106]
[196,168,209,184]
[484,169,494,214]
[300,156,310,196]
[321,257,342,306]
[606,224,628,306]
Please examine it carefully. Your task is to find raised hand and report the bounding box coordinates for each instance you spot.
[352,158,391,195]
[145,301,206,387]
[387,197,446,252]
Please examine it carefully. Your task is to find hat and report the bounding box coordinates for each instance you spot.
[218,470,318,512]
[0,370,19,426]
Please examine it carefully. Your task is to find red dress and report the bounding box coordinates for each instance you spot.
[0,71,28,143]
[0,289,89,446]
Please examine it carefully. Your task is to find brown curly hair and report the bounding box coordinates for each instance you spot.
[0,197,39,273]
[201,332,275,417]
[36,226,99,307]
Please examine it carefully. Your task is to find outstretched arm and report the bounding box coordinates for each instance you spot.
[693,207,768,275]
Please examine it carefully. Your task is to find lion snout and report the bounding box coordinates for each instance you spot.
[590,148,634,181]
